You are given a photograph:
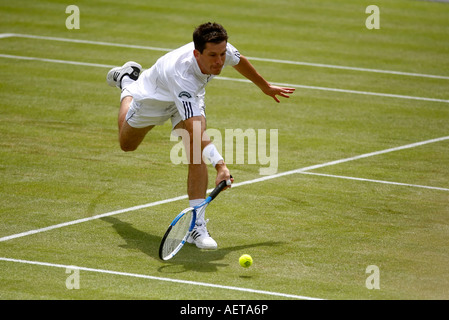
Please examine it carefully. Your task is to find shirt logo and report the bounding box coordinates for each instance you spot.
[178,91,192,99]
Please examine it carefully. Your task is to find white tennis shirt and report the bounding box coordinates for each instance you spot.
[125,42,241,123]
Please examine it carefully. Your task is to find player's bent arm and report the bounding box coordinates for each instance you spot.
[233,55,295,103]
[233,55,270,93]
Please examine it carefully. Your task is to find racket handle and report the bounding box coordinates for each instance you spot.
[209,175,233,200]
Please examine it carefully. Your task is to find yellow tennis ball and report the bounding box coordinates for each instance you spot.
[239,254,253,268]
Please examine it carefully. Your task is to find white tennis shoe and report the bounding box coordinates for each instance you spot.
[106,61,142,89]
[187,219,218,250]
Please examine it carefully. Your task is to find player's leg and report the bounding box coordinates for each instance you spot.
[118,96,154,152]
[174,116,209,199]
[176,116,219,249]
[108,62,154,152]
[119,122,154,152]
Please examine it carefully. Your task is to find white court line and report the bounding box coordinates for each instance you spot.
[0,257,322,300]
[1,33,173,52]
[217,76,449,104]
[1,53,448,104]
[2,32,449,80]
[0,53,115,69]
[247,57,449,80]
[298,172,449,192]
[0,195,188,242]
[1,135,448,243]
[0,33,15,39]
[230,135,449,189]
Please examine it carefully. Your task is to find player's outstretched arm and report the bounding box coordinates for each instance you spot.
[233,55,295,103]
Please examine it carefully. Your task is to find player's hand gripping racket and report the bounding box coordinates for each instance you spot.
[159,177,232,261]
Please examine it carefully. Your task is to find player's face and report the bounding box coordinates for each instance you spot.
[194,41,227,75]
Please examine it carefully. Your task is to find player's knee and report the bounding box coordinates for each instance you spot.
[120,141,138,152]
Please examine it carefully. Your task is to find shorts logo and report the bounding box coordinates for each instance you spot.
[178,91,192,99]
[182,101,193,119]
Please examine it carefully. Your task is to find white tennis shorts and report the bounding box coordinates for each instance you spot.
[121,88,206,129]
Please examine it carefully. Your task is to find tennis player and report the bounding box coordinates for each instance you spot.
[107,22,294,250]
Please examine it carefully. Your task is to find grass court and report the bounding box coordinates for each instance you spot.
[0,0,448,300]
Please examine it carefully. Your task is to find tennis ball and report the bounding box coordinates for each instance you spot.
[239,254,253,268]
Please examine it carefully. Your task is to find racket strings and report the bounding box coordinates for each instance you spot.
[160,209,194,259]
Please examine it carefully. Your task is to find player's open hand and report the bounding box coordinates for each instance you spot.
[264,85,295,103]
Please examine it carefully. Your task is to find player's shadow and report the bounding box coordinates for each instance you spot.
[101,216,161,259]
[101,216,284,273]
[157,240,283,274]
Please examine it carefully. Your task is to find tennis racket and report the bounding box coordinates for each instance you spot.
[159,178,231,261]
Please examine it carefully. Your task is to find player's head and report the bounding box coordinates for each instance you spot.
[193,22,228,75]
[193,22,228,53]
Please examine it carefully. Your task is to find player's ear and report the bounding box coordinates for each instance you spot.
[193,49,201,59]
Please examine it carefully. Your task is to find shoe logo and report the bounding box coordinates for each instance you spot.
[113,71,120,81]
[191,230,200,240]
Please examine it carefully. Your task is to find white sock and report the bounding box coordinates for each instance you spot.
[189,199,206,224]
[121,75,135,89]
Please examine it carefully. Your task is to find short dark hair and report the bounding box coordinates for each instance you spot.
[193,22,228,53]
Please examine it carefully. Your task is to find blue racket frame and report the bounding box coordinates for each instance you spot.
[159,179,230,260]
